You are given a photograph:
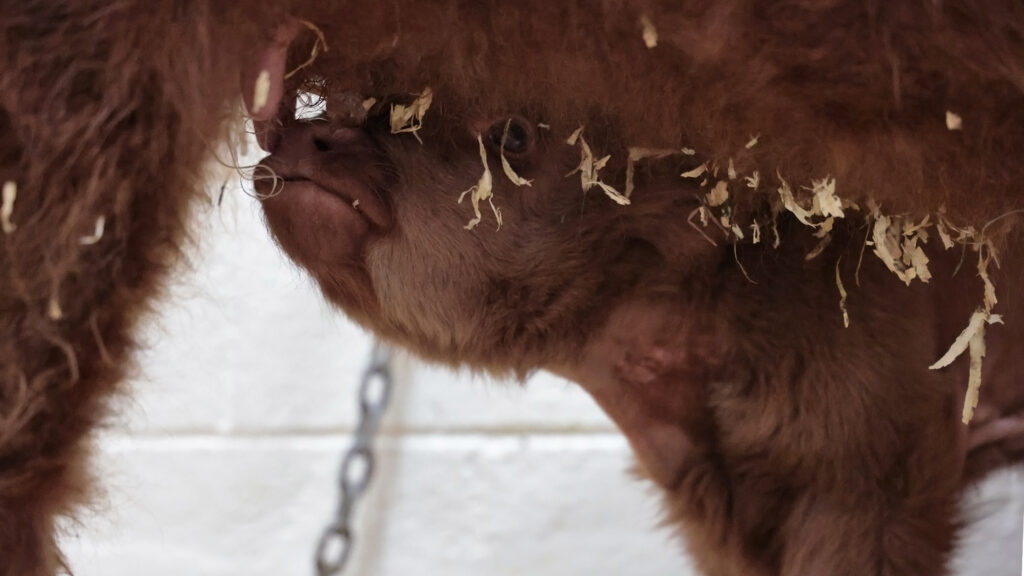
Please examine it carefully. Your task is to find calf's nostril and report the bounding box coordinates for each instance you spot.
[309,125,365,154]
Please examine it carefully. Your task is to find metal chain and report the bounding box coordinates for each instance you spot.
[315,342,394,576]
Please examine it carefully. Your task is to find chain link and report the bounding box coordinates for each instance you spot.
[315,343,394,576]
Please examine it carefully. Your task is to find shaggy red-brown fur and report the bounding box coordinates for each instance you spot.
[3,1,1024,575]
[0,2,293,572]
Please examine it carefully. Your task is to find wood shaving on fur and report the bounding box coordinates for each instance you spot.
[836,259,850,328]
[745,134,760,149]
[731,223,744,240]
[707,181,729,207]
[745,170,760,190]
[777,174,818,226]
[904,236,932,282]
[252,70,271,115]
[566,126,584,146]
[390,88,434,144]
[978,243,998,312]
[930,309,1003,421]
[924,235,1002,423]
[936,211,957,249]
[1,180,16,234]
[870,212,908,282]
[78,216,106,245]
[566,127,630,205]
[805,217,834,261]
[718,209,733,231]
[639,15,658,48]
[810,177,844,219]
[963,321,988,423]
[458,134,502,230]
[47,297,63,321]
[866,203,933,286]
[681,163,708,179]
[946,110,963,131]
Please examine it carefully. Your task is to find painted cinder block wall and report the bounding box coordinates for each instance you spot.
[61,157,1021,576]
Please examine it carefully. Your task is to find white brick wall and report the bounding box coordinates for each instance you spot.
[60,157,1022,575]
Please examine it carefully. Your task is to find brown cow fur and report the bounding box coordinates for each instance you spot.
[0,2,293,572]
[3,1,1024,575]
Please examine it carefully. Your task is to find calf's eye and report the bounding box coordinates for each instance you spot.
[486,116,534,157]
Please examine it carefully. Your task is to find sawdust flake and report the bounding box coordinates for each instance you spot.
[946,111,963,131]
[252,70,271,115]
[640,15,658,48]
[681,164,708,179]
[390,88,434,144]
[79,216,106,245]
[707,181,729,207]
[566,127,629,205]
[1,181,16,234]
[458,134,502,230]
[836,260,850,328]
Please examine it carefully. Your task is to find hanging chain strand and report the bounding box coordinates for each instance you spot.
[315,343,394,576]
